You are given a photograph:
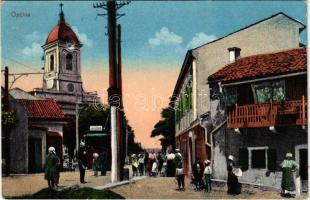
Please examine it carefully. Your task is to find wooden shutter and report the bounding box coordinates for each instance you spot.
[238,148,249,171]
[267,148,277,171]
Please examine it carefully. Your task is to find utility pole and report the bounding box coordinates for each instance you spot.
[116,24,124,180]
[75,93,79,155]
[93,0,129,183]
[4,66,10,176]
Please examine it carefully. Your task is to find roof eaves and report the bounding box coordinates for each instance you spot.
[170,50,193,103]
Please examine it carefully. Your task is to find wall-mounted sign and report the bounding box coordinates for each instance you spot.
[89,126,103,131]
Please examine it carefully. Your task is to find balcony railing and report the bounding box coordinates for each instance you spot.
[228,96,307,128]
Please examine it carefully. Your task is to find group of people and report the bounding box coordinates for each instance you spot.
[130,149,184,178]
[44,141,104,188]
[130,152,165,177]
[191,158,213,192]
[45,143,299,198]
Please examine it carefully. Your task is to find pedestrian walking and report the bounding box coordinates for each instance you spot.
[174,149,185,191]
[192,158,204,191]
[227,155,241,195]
[99,150,107,176]
[92,153,99,177]
[138,153,145,176]
[151,158,158,177]
[203,160,212,192]
[131,154,139,177]
[77,141,88,183]
[161,161,167,177]
[144,152,149,176]
[280,152,298,198]
[157,152,164,175]
[166,151,175,177]
[44,146,60,189]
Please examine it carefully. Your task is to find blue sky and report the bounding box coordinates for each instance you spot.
[1,1,307,73]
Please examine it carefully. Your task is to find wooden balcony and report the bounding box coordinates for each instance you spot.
[228,96,307,129]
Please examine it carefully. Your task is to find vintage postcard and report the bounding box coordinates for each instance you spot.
[1,1,308,199]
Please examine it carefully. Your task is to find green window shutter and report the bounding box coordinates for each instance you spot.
[176,103,180,122]
[238,148,249,171]
[180,95,184,116]
[189,87,192,109]
[185,88,190,110]
[267,148,277,171]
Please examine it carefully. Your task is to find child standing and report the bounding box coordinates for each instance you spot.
[204,160,212,192]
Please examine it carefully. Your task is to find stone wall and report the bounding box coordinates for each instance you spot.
[213,124,307,188]
[9,97,29,173]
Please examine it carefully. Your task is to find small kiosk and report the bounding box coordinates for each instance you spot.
[83,126,111,170]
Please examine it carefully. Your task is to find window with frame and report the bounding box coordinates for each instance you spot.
[66,54,73,70]
[50,55,54,71]
[251,149,267,169]
[252,80,285,104]
[223,87,238,107]
[239,147,277,171]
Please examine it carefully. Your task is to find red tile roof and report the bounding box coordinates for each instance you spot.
[46,12,80,45]
[208,48,307,83]
[17,99,65,120]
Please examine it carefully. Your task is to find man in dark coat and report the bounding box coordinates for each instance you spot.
[192,158,204,191]
[77,141,88,183]
[98,150,107,176]
[157,152,164,176]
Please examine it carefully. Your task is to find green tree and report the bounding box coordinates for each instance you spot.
[151,107,175,150]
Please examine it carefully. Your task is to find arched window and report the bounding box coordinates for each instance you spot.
[66,54,73,70]
[50,55,54,71]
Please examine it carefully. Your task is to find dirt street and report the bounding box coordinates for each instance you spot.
[3,172,308,199]
[2,170,111,198]
[111,177,308,199]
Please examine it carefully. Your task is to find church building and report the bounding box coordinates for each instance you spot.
[33,5,100,155]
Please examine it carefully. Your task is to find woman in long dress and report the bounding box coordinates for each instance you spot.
[44,146,60,189]
[281,152,298,198]
[227,155,240,195]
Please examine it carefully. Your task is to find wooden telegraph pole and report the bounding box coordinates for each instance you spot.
[94,0,129,182]
[107,1,119,183]
[117,24,124,181]
[4,66,10,176]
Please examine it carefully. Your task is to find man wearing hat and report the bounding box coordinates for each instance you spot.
[192,157,204,191]
[77,141,88,183]
[203,160,212,192]
[280,152,298,197]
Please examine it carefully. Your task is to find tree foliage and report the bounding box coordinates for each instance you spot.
[151,107,175,150]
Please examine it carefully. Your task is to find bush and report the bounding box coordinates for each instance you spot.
[7,186,124,199]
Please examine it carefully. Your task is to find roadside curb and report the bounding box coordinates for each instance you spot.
[94,176,147,190]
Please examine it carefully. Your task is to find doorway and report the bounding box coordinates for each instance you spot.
[295,145,308,192]
[28,138,42,173]
[299,148,308,192]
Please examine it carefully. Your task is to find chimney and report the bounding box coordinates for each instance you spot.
[228,47,241,62]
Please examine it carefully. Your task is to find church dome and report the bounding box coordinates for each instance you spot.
[45,5,80,45]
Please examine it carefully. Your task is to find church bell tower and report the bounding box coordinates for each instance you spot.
[42,3,83,94]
